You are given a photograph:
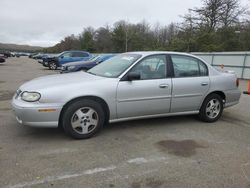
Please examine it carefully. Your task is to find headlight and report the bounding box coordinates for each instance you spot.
[21,92,41,102]
[67,66,76,70]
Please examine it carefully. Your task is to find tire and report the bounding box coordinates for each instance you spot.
[199,93,223,122]
[49,61,57,70]
[62,99,105,139]
[43,62,48,67]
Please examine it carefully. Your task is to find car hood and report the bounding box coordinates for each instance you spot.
[19,72,102,91]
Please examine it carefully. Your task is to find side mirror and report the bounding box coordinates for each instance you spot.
[127,72,141,81]
[60,55,64,59]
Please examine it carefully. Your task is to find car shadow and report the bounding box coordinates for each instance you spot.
[18,126,69,141]
[39,67,50,71]
[16,115,205,141]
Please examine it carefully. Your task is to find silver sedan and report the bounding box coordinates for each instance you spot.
[12,52,241,139]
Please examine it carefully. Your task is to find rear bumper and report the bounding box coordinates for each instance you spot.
[12,98,63,128]
[224,89,241,108]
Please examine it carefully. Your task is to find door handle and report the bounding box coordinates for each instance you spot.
[159,84,169,88]
[201,82,208,86]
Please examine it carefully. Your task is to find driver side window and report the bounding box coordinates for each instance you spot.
[130,55,167,80]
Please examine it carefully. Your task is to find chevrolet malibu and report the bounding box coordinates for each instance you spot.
[12,52,241,139]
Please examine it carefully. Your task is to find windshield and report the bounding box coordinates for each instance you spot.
[56,52,65,57]
[87,54,141,78]
[90,55,101,61]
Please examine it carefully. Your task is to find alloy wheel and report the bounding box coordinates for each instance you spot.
[50,62,57,70]
[205,99,221,119]
[71,107,99,134]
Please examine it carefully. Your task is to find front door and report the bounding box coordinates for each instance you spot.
[59,52,73,65]
[117,55,172,118]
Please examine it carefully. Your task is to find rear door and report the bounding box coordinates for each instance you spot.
[170,55,210,112]
[116,54,172,118]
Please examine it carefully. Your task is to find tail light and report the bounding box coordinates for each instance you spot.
[236,78,239,87]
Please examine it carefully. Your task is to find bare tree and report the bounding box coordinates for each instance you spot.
[191,0,223,31]
[220,0,246,27]
[190,0,246,30]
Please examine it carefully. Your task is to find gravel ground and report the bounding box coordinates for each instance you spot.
[0,57,250,188]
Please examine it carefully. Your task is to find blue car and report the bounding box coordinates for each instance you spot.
[61,54,116,73]
[48,51,92,70]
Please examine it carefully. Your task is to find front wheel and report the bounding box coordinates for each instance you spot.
[62,99,105,139]
[49,61,57,70]
[199,94,223,122]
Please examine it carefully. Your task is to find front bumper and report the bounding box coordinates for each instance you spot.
[60,66,74,73]
[12,98,63,128]
[42,61,49,67]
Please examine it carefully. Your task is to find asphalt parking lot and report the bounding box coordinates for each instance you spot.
[0,57,250,188]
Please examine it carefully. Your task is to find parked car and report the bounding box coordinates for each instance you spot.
[37,54,50,64]
[32,53,44,59]
[61,54,116,73]
[12,52,241,139]
[29,53,38,58]
[0,51,11,58]
[15,52,29,57]
[38,54,59,67]
[0,54,6,63]
[47,51,92,70]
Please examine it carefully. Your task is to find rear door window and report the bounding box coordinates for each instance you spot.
[171,55,208,77]
[72,52,89,57]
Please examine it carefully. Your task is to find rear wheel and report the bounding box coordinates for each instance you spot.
[62,99,105,139]
[49,61,57,70]
[199,94,223,122]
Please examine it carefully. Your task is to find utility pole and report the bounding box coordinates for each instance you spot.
[235,30,241,49]
[125,25,128,52]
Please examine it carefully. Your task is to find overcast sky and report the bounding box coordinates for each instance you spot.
[0,0,248,47]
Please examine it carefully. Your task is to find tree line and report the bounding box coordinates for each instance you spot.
[45,0,250,53]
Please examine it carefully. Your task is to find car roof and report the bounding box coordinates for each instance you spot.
[125,51,207,63]
[126,51,192,56]
[63,50,90,53]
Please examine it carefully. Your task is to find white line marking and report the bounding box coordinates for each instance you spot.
[7,155,167,188]
[127,157,148,164]
[106,168,159,182]
[241,163,250,181]
[84,166,116,175]
[127,156,167,164]
[7,165,116,188]
[40,148,77,155]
